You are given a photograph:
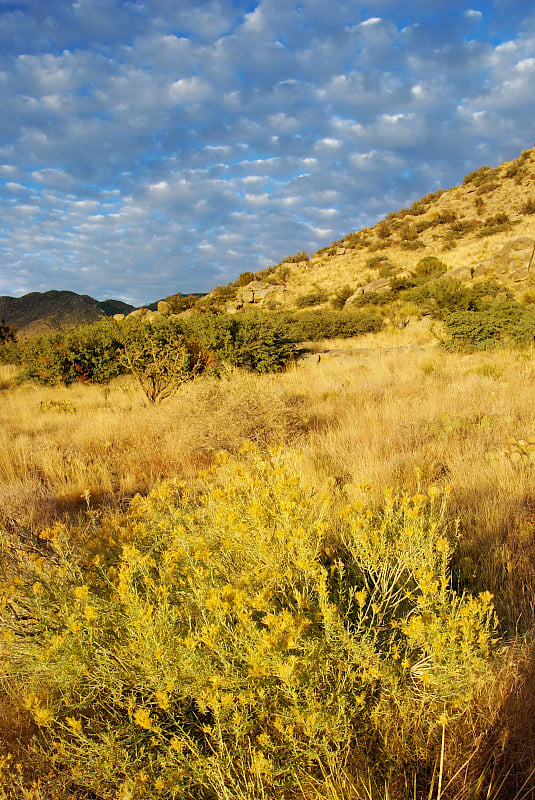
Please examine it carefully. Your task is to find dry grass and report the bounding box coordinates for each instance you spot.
[2,345,535,796]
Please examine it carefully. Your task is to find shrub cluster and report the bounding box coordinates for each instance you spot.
[295,290,328,308]
[15,313,298,391]
[443,302,535,350]
[0,317,17,364]
[279,308,384,341]
[1,447,496,798]
[19,320,124,386]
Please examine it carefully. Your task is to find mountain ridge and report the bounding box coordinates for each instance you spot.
[0,290,135,337]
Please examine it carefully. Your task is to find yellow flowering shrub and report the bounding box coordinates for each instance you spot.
[1,445,497,799]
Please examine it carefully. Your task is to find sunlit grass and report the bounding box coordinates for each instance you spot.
[1,344,535,797]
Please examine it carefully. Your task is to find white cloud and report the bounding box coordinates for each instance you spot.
[0,0,534,303]
[464,9,483,20]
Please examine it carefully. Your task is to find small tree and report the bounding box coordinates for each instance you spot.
[0,318,17,363]
[0,318,16,345]
[121,317,213,403]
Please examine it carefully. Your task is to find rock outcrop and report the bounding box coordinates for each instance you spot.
[235,280,286,308]
[473,237,535,281]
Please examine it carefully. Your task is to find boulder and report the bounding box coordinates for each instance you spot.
[237,280,280,306]
[352,278,391,298]
[157,300,170,313]
[473,237,535,279]
[113,313,125,321]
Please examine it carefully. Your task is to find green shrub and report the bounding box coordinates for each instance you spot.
[476,181,499,195]
[295,290,328,308]
[284,249,310,263]
[281,309,383,341]
[19,320,124,386]
[476,213,512,237]
[409,279,513,320]
[375,221,393,239]
[366,255,390,270]
[330,285,353,310]
[411,256,447,283]
[227,314,295,373]
[462,165,500,187]
[2,447,496,798]
[0,318,18,364]
[444,303,535,350]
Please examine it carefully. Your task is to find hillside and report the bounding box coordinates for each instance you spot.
[210,147,535,313]
[3,148,535,335]
[0,290,134,337]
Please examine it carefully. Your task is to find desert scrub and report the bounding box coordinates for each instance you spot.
[1,446,497,799]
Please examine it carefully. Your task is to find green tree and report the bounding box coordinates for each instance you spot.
[0,318,16,345]
[120,316,213,403]
[0,318,18,363]
[19,321,123,385]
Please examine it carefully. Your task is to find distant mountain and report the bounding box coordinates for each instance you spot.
[0,290,135,337]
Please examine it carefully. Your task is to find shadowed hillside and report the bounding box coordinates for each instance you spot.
[0,290,134,337]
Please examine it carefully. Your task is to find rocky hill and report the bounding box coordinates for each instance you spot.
[0,291,134,337]
[209,147,535,313]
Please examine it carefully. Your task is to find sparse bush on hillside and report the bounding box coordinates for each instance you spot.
[1,447,497,798]
[430,209,457,226]
[375,220,393,239]
[398,221,419,242]
[505,160,522,178]
[284,249,310,263]
[477,213,512,237]
[366,254,391,270]
[463,165,500,187]
[330,285,353,310]
[521,197,535,215]
[295,289,328,308]
[165,294,202,314]
[411,256,447,282]
[211,282,238,305]
[476,181,499,195]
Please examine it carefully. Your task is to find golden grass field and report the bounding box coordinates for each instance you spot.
[1,334,535,799]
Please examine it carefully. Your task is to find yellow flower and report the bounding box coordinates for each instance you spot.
[83,605,98,624]
[69,620,82,634]
[66,716,83,735]
[74,585,89,602]
[155,690,169,711]
[134,707,153,730]
[170,736,185,753]
[33,705,53,727]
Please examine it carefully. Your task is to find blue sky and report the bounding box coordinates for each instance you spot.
[0,0,534,305]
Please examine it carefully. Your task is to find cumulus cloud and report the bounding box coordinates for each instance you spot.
[0,0,534,304]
